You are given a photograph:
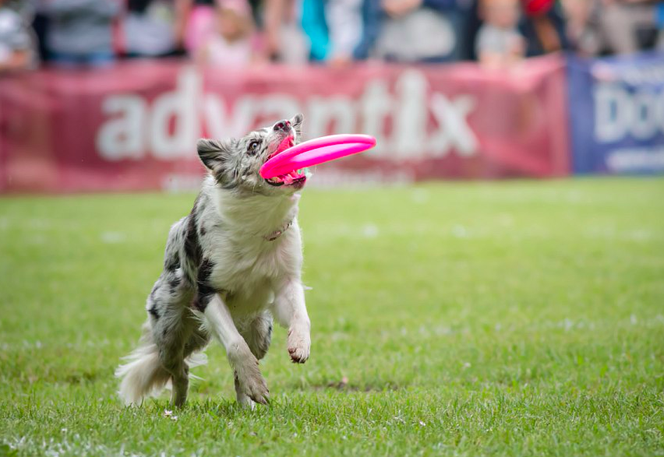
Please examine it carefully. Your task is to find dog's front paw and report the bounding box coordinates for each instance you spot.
[235,359,270,405]
[287,326,310,363]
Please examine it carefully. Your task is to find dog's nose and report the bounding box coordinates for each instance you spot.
[273,120,291,132]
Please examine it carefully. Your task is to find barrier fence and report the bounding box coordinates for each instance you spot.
[0,52,661,193]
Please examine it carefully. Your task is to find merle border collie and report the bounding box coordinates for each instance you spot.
[116,114,310,408]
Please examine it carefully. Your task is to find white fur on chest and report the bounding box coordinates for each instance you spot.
[199,178,304,316]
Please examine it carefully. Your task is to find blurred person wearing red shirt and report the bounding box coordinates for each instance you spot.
[518,0,568,55]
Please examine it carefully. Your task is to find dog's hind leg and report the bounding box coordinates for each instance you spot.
[117,217,207,407]
[156,310,209,408]
[116,265,198,408]
[149,274,200,408]
[234,311,273,407]
[156,323,189,409]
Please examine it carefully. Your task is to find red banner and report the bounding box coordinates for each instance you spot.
[0,56,570,193]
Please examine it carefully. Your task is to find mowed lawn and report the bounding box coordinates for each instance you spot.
[0,178,663,456]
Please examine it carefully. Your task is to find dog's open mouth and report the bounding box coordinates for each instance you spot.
[265,170,306,187]
[264,136,307,187]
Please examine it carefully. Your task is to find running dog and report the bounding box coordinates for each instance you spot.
[116,114,310,408]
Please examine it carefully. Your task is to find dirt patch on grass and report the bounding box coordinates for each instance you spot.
[305,377,402,393]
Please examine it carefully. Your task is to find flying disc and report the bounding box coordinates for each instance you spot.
[260,134,376,179]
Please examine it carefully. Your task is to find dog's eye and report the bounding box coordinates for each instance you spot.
[247,140,260,155]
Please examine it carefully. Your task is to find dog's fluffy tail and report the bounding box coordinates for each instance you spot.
[115,322,207,406]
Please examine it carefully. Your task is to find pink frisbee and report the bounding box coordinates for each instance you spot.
[260,134,376,179]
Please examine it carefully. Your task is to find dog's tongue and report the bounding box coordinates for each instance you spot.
[268,136,294,160]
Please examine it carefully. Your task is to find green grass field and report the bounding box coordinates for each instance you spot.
[0,178,663,456]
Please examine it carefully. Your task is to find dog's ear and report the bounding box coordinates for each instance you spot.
[196,138,232,174]
[290,113,303,140]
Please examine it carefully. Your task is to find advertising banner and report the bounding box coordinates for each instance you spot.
[568,52,664,175]
[0,56,570,193]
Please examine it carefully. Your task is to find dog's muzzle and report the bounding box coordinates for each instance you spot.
[264,122,307,188]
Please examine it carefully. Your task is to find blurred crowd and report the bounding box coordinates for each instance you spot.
[1,0,664,74]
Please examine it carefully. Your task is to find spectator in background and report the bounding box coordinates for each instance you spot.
[196,0,256,66]
[38,0,121,67]
[124,0,179,58]
[281,0,368,65]
[263,0,309,64]
[561,0,602,56]
[356,0,461,63]
[0,0,36,73]
[658,2,664,50]
[518,0,568,56]
[475,0,524,67]
[325,0,363,66]
[176,0,215,55]
[298,0,371,64]
[561,0,661,56]
[301,0,330,61]
[594,0,660,55]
